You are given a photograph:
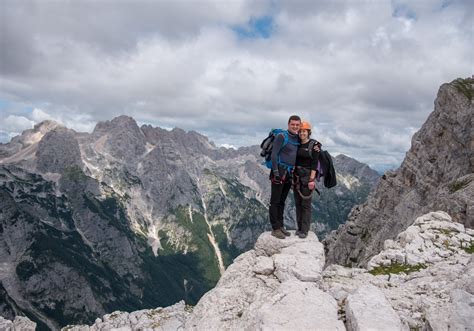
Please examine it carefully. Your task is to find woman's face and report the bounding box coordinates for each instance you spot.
[299,129,309,141]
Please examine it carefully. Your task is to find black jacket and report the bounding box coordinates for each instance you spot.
[319,150,337,188]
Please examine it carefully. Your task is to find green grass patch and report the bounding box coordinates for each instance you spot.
[452,77,474,101]
[438,228,454,235]
[62,166,88,182]
[461,242,474,254]
[369,263,427,275]
[449,177,472,193]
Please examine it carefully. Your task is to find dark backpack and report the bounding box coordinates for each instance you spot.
[260,129,293,169]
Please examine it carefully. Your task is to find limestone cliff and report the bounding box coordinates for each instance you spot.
[324,77,474,267]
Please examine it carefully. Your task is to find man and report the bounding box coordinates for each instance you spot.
[269,115,301,239]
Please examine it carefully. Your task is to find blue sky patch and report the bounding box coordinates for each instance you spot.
[232,16,274,39]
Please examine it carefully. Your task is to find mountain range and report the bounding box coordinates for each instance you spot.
[0,113,378,329]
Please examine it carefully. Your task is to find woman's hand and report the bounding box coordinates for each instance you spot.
[308,181,315,190]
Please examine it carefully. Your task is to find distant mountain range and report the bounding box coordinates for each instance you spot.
[0,116,378,329]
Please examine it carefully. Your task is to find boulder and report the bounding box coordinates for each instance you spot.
[345,285,404,331]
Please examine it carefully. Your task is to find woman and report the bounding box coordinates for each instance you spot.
[293,121,320,238]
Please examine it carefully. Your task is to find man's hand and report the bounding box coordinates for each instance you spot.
[308,181,315,190]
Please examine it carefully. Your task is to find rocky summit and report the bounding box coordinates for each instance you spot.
[30,211,471,331]
[325,77,474,267]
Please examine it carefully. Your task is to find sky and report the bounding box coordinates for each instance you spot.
[0,0,472,171]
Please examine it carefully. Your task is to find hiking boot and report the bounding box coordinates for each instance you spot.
[298,232,308,239]
[295,229,301,236]
[271,229,286,239]
[280,227,291,237]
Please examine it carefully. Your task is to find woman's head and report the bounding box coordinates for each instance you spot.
[299,121,312,140]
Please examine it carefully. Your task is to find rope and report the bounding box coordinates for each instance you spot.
[293,172,314,200]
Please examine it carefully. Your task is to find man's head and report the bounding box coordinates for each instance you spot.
[287,115,301,135]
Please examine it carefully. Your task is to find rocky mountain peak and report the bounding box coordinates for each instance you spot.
[93,115,141,134]
[90,115,146,163]
[334,154,380,185]
[324,77,474,267]
[33,120,62,134]
[0,120,64,166]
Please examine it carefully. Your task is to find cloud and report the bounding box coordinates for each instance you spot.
[0,115,34,136]
[0,0,471,167]
[30,108,54,122]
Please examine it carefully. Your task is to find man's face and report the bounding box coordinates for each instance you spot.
[288,120,301,135]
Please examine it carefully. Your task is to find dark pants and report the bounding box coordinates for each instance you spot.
[293,168,313,233]
[269,179,292,230]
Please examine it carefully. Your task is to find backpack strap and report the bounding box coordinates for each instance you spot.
[308,139,316,159]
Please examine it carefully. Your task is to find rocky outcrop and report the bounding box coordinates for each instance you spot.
[184,232,341,330]
[0,315,36,331]
[63,301,191,331]
[322,211,473,330]
[58,211,474,330]
[367,211,473,268]
[325,78,474,267]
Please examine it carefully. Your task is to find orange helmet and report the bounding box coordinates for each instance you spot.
[300,121,312,131]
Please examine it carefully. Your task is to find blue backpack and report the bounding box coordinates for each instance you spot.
[260,129,298,170]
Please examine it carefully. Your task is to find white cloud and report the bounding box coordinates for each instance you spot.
[30,108,54,122]
[0,115,34,134]
[29,108,96,134]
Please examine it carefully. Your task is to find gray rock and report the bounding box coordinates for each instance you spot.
[345,284,404,331]
[425,289,474,331]
[185,231,344,330]
[249,281,345,331]
[62,301,190,331]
